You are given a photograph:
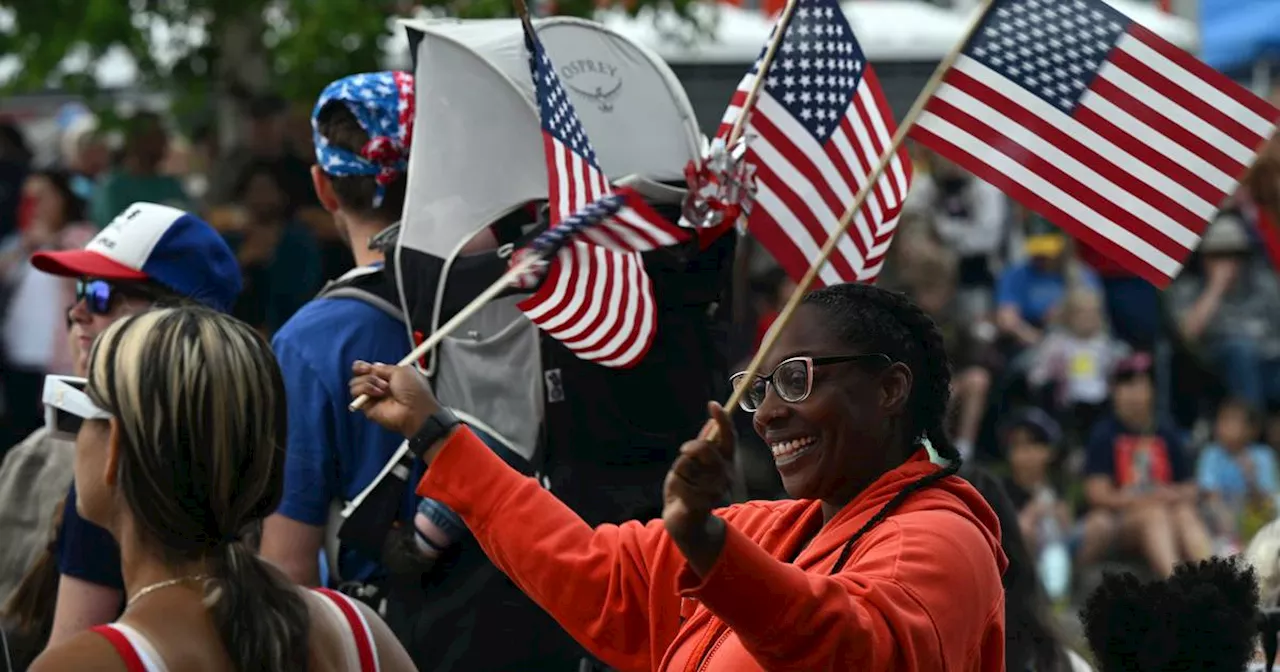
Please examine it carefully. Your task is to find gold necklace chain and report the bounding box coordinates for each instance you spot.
[125,575,209,610]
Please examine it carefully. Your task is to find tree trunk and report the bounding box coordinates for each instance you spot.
[214,12,271,153]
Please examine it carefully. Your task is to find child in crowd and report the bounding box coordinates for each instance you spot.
[1198,398,1280,550]
[1027,288,1129,443]
[999,407,1073,602]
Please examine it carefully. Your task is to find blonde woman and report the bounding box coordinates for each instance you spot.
[30,307,415,671]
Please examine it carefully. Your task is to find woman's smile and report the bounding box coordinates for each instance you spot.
[770,435,820,469]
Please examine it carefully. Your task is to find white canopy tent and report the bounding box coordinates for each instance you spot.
[595,0,1198,65]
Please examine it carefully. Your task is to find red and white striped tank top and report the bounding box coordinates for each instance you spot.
[90,587,380,672]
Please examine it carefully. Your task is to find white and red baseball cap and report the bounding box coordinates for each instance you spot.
[32,202,242,312]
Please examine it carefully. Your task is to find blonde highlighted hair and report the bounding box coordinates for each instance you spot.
[85,306,308,670]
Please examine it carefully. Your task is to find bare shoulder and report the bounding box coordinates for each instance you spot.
[29,629,129,672]
[350,600,418,672]
[303,588,417,672]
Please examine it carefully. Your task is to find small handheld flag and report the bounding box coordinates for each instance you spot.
[912,0,1280,287]
[517,16,691,368]
[716,0,912,287]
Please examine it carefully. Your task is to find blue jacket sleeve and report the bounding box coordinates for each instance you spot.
[56,482,125,591]
[271,334,340,527]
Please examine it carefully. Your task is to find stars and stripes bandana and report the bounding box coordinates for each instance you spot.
[312,71,416,208]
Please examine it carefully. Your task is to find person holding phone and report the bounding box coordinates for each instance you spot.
[351,282,1008,671]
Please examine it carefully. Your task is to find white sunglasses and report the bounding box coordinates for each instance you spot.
[43,375,110,436]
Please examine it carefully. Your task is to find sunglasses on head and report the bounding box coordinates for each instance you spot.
[729,353,893,413]
[75,279,159,316]
[43,375,110,436]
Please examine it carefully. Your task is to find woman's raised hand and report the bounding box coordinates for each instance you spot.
[349,361,442,439]
[663,402,736,576]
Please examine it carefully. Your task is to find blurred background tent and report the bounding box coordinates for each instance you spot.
[1200,0,1280,89]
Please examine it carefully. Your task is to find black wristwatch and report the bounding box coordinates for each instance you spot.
[408,408,462,460]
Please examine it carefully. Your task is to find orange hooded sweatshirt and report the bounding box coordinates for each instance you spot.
[418,428,1008,672]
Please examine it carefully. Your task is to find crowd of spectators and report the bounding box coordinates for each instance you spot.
[3,95,1280,667]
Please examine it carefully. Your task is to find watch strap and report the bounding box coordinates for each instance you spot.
[408,408,461,459]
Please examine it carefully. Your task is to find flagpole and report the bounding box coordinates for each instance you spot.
[724,0,802,147]
[350,190,628,411]
[349,256,542,411]
[706,0,994,439]
[514,0,534,29]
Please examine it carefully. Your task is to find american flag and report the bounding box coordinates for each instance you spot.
[913,0,1280,288]
[718,0,911,286]
[517,22,690,368]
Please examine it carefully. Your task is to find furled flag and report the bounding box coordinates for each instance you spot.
[518,20,691,369]
[717,0,912,287]
[913,0,1280,288]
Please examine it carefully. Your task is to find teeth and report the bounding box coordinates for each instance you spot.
[770,436,817,459]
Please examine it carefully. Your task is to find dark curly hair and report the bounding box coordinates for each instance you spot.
[1082,558,1260,672]
[799,282,962,573]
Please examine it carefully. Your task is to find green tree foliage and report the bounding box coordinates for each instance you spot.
[0,0,699,121]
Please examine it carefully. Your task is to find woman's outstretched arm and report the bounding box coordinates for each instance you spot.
[351,362,676,672]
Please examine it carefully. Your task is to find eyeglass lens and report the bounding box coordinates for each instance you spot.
[736,359,812,411]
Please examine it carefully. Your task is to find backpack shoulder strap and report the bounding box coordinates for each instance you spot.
[316,267,405,324]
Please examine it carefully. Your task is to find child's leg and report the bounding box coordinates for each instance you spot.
[414,498,469,558]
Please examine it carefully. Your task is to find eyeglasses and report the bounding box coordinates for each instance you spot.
[75,279,156,316]
[729,353,892,413]
[42,375,111,436]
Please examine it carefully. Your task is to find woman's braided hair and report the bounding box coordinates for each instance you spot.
[799,282,962,574]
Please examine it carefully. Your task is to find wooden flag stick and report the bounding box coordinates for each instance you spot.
[350,191,628,411]
[724,0,802,147]
[513,0,534,29]
[706,0,994,440]
[349,255,542,411]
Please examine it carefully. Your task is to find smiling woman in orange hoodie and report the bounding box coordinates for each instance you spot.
[351,282,1007,672]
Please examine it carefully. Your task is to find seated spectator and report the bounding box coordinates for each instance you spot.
[1170,211,1280,411]
[1027,287,1129,443]
[998,408,1073,602]
[1079,353,1212,578]
[29,306,414,670]
[222,160,322,336]
[1075,239,1161,351]
[907,253,999,462]
[1081,557,1260,672]
[1198,397,1279,548]
[995,220,1100,352]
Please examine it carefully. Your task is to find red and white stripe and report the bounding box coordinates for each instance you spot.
[313,588,380,672]
[717,67,911,287]
[915,25,1279,287]
[523,136,687,369]
[519,238,658,368]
